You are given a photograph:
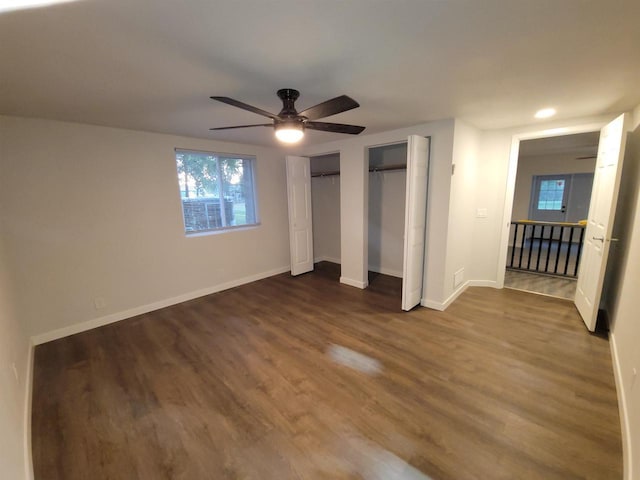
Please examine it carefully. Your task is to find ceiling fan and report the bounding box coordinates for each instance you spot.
[209,89,365,143]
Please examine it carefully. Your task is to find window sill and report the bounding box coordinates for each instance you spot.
[184,223,261,238]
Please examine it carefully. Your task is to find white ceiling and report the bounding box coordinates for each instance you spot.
[1,0,639,147]
[519,132,600,157]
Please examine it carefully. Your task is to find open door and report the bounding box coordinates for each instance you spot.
[286,155,314,276]
[401,136,430,311]
[575,113,630,331]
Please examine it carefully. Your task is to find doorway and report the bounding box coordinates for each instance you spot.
[310,152,341,276]
[503,131,599,299]
[365,136,430,311]
[367,142,407,299]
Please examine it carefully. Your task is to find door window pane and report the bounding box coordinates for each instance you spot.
[538,179,565,210]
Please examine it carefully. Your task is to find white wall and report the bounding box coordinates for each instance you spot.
[368,143,407,278]
[442,120,480,302]
[301,119,456,302]
[512,153,596,221]
[0,116,290,341]
[0,226,31,479]
[604,106,640,480]
[311,176,341,263]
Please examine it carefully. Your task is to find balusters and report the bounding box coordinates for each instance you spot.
[507,221,585,278]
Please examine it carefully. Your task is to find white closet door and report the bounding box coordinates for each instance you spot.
[401,136,430,311]
[575,113,629,331]
[286,155,314,276]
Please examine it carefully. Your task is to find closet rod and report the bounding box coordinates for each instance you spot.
[311,170,340,178]
[368,163,407,173]
[311,163,406,177]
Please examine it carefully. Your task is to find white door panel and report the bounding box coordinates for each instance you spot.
[402,136,430,311]
[294,229,311,263]
[575,113,629,331]
[286,156,314,276]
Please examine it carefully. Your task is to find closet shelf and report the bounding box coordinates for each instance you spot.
[369,163,406,173]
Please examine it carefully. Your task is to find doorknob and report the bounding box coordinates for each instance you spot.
[592,236,604,242]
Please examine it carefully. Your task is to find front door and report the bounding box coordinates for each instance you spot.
[529,174,571,222]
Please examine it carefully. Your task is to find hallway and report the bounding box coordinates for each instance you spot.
[504,270,577,300]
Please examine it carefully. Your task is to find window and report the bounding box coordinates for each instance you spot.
[537,178,565,210]
[175,149,258,234]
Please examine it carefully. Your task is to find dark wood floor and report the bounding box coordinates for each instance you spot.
[32,262,622,479]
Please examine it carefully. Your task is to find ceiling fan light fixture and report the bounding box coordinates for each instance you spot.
[275,123,304,143]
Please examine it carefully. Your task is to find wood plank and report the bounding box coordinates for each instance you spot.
[32,262,622,479]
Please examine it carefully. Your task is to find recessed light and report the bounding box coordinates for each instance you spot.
[534,108,557,119]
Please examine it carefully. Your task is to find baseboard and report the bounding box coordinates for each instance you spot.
[369,265,403,278]
[314,255,341,265]
[313,258,403,279]
[421,281,470,311]
[609,331,632,480]
[468,280,498,288]
[420,299,446,311]
[340,276,368,289]
[31,265,291,345]
[24,340,34,480]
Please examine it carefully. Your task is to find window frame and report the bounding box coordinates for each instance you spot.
[174,148,260,236]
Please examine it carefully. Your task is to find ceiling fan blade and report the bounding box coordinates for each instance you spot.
[209,124,272,131]
[299,95,359,120]
[305,121,365,135]
[210,96,278,120]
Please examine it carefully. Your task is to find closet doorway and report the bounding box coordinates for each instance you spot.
[367,142,407,299]
[310,152,341,272]
[367,136,430,311]
[285,152,341,280]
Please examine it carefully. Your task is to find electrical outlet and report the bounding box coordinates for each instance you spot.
[476,208,488,218]
[11,363,18,383]
[94,297,107,310]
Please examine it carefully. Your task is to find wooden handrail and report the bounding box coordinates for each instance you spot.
[512,220,586,227]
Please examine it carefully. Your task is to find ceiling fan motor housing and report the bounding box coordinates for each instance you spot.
[277,88,301,117]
